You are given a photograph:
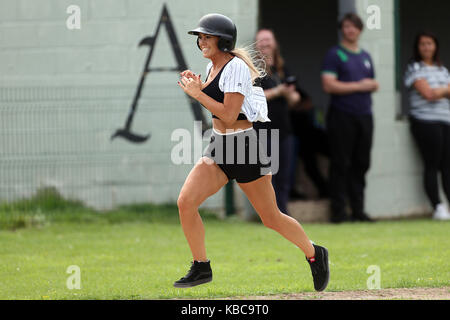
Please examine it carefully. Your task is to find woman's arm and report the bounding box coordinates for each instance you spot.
[264,85,283,101]
[264,84,301,105]
[196,92,244,126]
[413,79,449,101]
[178,75,244,126]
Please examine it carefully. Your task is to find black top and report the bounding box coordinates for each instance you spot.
[253,65,293,139]
[202,59,248,121]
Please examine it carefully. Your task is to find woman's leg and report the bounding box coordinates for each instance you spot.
[238,174,315,258]
[177,157,229,261]
[410,118,443,209]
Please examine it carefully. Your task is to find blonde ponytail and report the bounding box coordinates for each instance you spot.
[231,45,266,84]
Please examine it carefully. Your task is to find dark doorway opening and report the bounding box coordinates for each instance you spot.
[258,1,338,200]
[258,0,339,111]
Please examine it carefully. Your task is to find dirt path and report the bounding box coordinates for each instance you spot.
[229,287,450,300]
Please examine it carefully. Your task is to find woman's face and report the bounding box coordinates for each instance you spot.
[418,36,436,62]
[197,33,220,58]
[255,30,277,59]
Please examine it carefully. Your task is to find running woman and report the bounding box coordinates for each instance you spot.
[175,13,329,291]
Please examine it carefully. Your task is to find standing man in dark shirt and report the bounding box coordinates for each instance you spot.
[255,29,300,215]
[321,13,379,223]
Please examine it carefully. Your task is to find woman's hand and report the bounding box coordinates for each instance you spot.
[178,74,203,99]
[276,84,288,97]
[180,70,197,80]
[282,83,297,96]
[414,79,448,101]
[284,85,301,107]
[265,84,298,101]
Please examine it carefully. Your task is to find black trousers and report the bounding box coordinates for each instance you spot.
[409,117,450,209]
[327,108,374,217]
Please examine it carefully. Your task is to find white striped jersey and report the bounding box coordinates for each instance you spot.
[404,61,450,124]
[205,56,271,123]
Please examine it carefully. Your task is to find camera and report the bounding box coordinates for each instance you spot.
[284,75,297,86]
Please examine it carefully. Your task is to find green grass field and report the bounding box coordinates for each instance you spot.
[0,189,449,300]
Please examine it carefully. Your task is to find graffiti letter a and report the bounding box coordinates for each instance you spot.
[112,4,209,144]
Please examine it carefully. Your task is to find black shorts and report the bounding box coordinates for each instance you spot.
[203,127,272,183]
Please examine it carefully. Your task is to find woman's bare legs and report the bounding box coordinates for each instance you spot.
[238,174,315,258]
[177,157,229,261]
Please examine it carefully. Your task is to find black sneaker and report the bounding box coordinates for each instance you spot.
[351,212,375,223]
[306,244,330,292]
[173,260,213,288]
[330,212,349,224]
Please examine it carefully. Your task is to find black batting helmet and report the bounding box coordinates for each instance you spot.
[188,13,237,52]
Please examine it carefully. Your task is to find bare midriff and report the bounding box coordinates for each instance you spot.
[212,118,253,134]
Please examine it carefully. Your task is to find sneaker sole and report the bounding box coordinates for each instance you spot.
[433,215,450,221]
[173,277,212,288]
[316,247,330,292]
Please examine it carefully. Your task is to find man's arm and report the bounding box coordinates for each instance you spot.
[322,74,378,95]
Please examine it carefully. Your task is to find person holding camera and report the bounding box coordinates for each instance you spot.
[254,28,300,216]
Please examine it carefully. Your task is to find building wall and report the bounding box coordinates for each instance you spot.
[0,0,259,210]
[1,0,444,218]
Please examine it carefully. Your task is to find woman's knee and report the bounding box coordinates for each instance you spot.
[177,194,198,214]
[260,210,282,230]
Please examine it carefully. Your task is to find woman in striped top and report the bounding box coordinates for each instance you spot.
[404,31,450,220]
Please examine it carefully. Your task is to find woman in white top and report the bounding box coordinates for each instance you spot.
[174,13,329,291]
[404,30,450,220]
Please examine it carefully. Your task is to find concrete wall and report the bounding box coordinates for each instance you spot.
[0,0,259,210]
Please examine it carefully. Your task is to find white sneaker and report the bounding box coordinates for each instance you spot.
[432,204,450,221]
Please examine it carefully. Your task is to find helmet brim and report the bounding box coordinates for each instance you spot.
[188,27,233,41]
[188,27,216,36]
